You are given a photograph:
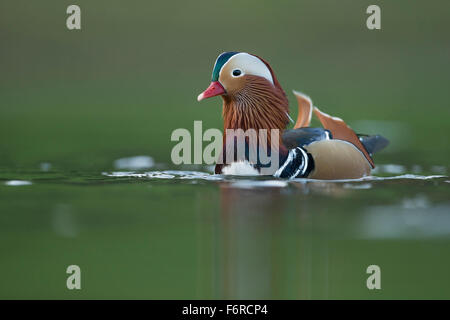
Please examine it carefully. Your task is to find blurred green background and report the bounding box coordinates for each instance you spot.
[1,0,449,168]
[0,0,449,299]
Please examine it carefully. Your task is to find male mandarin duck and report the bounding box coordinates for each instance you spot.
[197,52,388,180]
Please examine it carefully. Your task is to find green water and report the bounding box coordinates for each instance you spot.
[1,0,450,299]
[1,166,449,299]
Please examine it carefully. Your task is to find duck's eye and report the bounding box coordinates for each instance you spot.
[232,69,242,77]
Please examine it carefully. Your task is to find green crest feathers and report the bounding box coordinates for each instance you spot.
[211,52,239,81]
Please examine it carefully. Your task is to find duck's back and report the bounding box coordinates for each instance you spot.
[304,139,372,180]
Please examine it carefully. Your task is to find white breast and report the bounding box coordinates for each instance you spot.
[221,161,260,176]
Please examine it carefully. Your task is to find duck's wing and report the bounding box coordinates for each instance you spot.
[292,91,313,129]
[313,107,375,168]
[282,127,331,149]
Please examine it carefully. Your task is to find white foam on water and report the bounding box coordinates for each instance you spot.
[102,171,447,184]
[103,171,174,179]
[5,180,32,186]
[101,164,447,184]
[103,171,149,178]
[292,173,446,184]
[102,170,223,181]
[369,174,446,181]
[163,170,223,180]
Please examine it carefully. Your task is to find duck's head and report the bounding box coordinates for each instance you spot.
[197,52,289,132]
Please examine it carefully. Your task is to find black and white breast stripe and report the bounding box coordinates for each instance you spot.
[274,147,315,179]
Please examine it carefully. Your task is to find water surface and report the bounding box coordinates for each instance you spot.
[1,162,448,299]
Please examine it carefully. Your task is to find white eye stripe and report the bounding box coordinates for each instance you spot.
[220,53,274,85]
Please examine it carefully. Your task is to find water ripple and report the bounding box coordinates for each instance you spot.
[100,168,448,189]
[102,170,222,181]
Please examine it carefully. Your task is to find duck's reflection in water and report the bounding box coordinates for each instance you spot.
[212,181,336,299]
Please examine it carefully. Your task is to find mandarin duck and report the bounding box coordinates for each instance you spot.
[197,52,388,180]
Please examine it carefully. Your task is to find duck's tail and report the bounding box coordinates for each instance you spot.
[292,91,313,129]
[312,106,375,168]
[291,91,390,167]
[357,134,390,157]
